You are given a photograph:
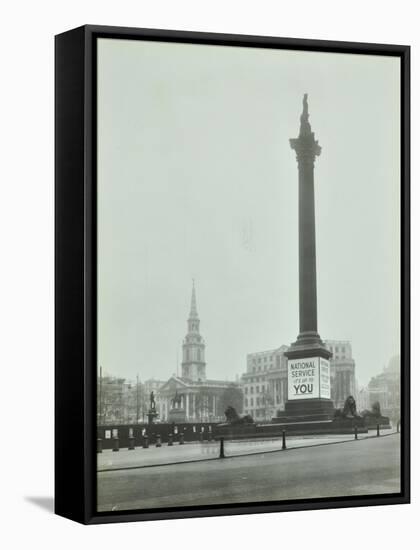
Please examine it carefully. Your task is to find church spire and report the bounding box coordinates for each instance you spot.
[189,279,198,319]
[182,280,206,381]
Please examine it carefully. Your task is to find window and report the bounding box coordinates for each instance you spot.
[245,398,248,407]
[264,356,267,362]
[244,387,248,394]
[251,387,254,394]
[256,386,260,393]
[250,398,254,407]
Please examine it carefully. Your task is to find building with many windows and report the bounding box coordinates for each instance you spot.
[241,346,288,421]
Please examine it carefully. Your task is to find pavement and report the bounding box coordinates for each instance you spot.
[97,431,401,512]
[97,428,394,471]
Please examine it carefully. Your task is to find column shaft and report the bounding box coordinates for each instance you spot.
[298,159,318,336]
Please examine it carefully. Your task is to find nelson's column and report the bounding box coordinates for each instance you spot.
[283,94,334,422]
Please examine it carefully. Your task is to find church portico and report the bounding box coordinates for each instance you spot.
[157,375,234,423]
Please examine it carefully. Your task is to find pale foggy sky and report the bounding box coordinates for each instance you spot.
[97,38,400,387]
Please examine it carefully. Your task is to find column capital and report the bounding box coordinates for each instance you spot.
[290,136,321,165]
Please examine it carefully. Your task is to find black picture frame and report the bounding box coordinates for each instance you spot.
[55,24,410,525]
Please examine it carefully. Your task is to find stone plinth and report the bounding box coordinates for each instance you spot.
[280,398,335,422]
[147,410,158,424]
[168,408,186,423]
[284,348,334,419]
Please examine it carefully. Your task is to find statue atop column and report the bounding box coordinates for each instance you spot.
[290,93,321,162]
[284,94,332,412]
[299,93,311,136]
[273,96,367,434]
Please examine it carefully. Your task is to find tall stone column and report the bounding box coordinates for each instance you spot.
[284,95,333,418]
[289,93,323,347]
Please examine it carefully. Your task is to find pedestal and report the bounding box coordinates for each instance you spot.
[281,344,334,421]
[168,408,186,423]
[147,410,158,424]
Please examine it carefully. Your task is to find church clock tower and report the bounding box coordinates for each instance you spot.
[182,281,206,381]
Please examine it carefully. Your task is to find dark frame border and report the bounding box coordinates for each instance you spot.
[55,24,410,525]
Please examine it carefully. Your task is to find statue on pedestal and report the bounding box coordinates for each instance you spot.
[150,391,156,411]
[147,391,158,425]
[171,390,182,409]
[168,390,186,423]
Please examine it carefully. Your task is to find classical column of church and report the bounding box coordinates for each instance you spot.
[181,281,206,381]
[284,95,333,419]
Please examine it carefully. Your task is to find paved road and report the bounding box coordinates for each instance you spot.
[98,432,381,471]
[98,429,392,471]
[97,433,400,512]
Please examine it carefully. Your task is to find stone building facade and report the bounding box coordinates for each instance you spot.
[241,346,289,421]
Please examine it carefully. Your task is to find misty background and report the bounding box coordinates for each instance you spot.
[97,38,400,387]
